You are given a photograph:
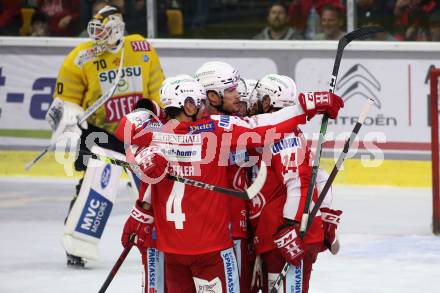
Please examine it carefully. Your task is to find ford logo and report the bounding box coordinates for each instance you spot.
[101,164,111,189]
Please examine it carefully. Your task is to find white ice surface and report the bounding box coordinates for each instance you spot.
[0,177,439,293]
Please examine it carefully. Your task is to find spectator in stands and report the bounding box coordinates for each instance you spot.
[0,0,22,36]
[30,11,50,36]
[78,0,109,37]
[287,0,341,39]
[314,4,345,40]
[393,0,437,41]
[254,2,302,40]
[37,0,80,36]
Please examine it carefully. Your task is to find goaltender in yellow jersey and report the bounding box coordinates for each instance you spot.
[45,5,165,268]
[55,34,163,134]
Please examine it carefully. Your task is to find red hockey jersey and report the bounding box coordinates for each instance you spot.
[120,106,308,254]
[249,128,324,255]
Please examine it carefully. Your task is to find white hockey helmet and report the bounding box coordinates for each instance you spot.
[237,78,258,107]
[256,74,297,108]
[160,75,206,109]
[87,5,125,54]
[194,61,240,97]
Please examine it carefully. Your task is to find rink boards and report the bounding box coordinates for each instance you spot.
[0,150,430,187]
[0,38,438,187]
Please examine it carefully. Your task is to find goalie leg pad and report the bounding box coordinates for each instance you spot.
[62,146,125,260]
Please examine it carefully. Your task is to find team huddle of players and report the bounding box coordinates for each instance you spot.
[116,61,344,293]
[46,5,344,293]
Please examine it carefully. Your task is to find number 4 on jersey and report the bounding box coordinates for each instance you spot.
[166,181,186,229]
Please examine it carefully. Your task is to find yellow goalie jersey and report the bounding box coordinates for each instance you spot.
[54,34,165,134]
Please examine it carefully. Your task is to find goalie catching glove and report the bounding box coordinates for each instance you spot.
[273,221,305,267]
[121,200,154,249]
[45,97,87,145]
[298,91,344,119]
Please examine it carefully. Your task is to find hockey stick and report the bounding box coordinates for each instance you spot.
[299,26,384,238]
[270,98,374,293]
[270,26,384,293]
[25,46,126,171]
[77,149,267,200]
[305,98,373,233]
[98,234,134,293]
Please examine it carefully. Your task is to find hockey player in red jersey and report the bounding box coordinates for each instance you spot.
[194,62,254,293]
[248,74,343,293]
[116,98,167,293]
[120,72,343,292]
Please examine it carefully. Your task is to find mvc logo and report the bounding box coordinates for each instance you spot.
[336,64,382,109]
[76,189,113,239]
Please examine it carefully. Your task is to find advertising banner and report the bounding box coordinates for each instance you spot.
[0,39,439,162]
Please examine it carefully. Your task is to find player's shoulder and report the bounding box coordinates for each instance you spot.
[124,109,154,129]
[130,117,164,146]
[70,40,94,56]
[210,114,252,130]
[124,34,156,52]
[271,132,302,154]
[66,40,96,67]
[187,117,217,134]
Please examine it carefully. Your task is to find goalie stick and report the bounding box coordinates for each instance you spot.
[98,235,134,293]
[76,149,267,200]
[271,26,384,293]
[25,46,126,171]
[271,98,373,293]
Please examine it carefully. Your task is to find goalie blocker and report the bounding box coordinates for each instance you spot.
[63,145,140,261]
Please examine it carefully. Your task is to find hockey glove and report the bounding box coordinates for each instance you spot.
[320,207,342,252]
[121,200,154,249]
[134,145,169,182]
[273,223,305,267]
[45,97,87,146]
[298,91,344,119]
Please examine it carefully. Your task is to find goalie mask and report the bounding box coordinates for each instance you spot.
[160,75,207,110]
[87,5,125,55]
[256,74,297,109]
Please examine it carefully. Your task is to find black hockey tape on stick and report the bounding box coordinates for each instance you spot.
[270,26,384,293]
[76,149,267,200]
[271,98,374,293]
[305,98,373,232]
[299,25,384,238]
[25,46,126,171]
